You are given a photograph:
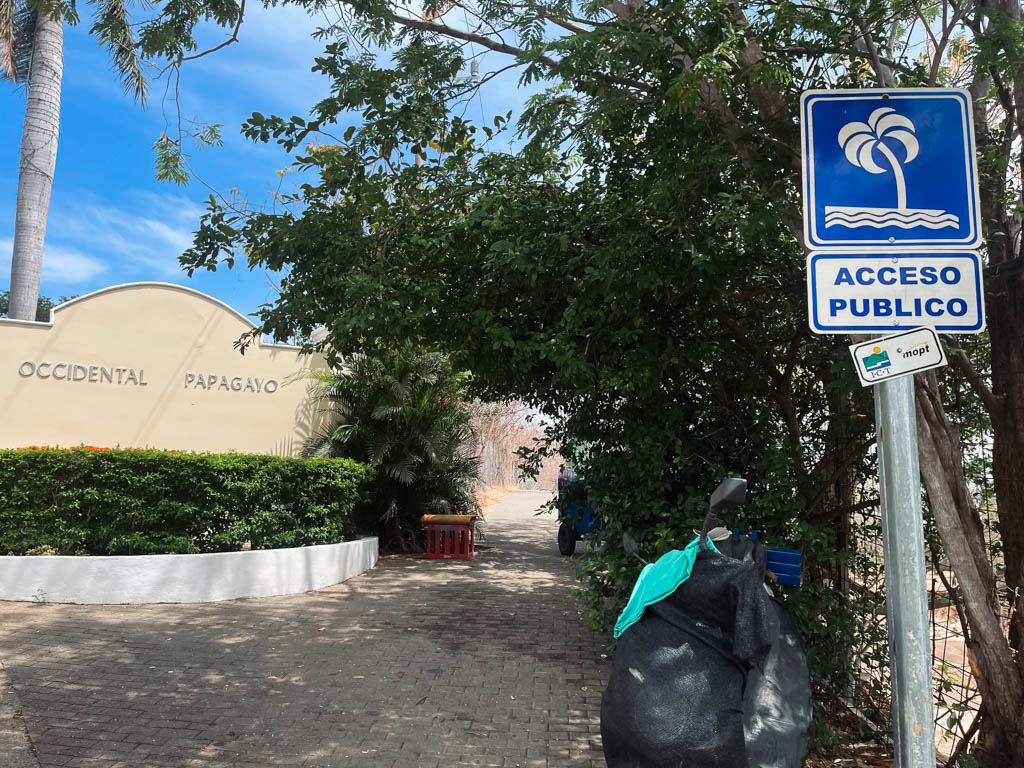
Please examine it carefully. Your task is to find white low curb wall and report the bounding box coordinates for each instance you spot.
[0,537,378,604]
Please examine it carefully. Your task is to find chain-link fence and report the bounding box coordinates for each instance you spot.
[848,460,1003,763]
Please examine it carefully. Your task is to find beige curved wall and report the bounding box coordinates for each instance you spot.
[0,283,328,456]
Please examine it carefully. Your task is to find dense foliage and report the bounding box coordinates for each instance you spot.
[179,0,1024,761]
[0,448,372,555]
[182,0,876,706]
[305,346,480,550]
[0,291,71,322]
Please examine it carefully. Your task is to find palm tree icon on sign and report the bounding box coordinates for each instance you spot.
[825,107,959,230]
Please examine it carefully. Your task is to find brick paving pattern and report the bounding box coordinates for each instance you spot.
[1,661,40,768]
[0,491,610,767]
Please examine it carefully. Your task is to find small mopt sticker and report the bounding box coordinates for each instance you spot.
[849,327,947,386]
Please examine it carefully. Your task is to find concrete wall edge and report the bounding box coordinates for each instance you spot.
[0,537,379,604]
[0,282,302,351]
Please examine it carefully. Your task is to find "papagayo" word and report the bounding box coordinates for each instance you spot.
[183,373,280,394]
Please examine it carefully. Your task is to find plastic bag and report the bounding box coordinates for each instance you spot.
[601,537,811,768]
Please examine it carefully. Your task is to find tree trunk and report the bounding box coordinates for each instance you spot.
[979,222,1024,768]
[965,27,1024,759]
[987,242,1024,660]
[8,12,63,322]
[915,372,1024,766]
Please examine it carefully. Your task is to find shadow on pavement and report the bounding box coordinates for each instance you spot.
[0,491,609,768]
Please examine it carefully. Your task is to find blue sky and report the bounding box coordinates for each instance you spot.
[0,5,536,319]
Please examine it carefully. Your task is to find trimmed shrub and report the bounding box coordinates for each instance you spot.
[0,448,373,555]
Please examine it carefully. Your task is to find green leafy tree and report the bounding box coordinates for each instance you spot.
[305,346,481,550]
[0,290,73,321]
[181,1,1024,761]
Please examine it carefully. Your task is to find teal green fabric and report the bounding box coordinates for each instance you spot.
[613,536,718,638]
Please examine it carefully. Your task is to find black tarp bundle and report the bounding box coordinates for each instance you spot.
[601,536,812,768]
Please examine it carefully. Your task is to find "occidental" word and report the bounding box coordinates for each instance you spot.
[18,361,148,385]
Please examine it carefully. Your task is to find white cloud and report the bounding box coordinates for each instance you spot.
[43,191,205,279]
[0,238,108,284]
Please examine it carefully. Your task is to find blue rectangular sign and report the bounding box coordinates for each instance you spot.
[801,89,982,251]
[807,252,985,334]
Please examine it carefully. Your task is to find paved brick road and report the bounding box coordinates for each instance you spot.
[0,491,610,767]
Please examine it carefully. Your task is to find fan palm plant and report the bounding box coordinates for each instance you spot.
[305,346,481,550]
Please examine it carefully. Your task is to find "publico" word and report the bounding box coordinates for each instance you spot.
[829,297,969,318]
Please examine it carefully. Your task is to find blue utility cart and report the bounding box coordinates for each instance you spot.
[556,467,600,555]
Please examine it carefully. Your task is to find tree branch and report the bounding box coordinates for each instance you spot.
[373,5,653,93]
[805,437,875,517]
[383,9,559,69]
[986,254,1024,280]
[605,0,803,239]
[946,342,1000,418]
[543,13,591,36]
[721,0,795,135]
[913,0,941,53]
[813,496,880,525]
[928,534,972,644]
[180,0,245,63]
[763,44,919,77]
[944,704,983,768]
[926,1,964,85]
[851,12,895,87]
[914,370,1022,734]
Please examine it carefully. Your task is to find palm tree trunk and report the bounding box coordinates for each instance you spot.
[8,12,62,321]
[875,141,907,210]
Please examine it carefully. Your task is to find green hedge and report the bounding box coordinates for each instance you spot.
[0,448,374,556]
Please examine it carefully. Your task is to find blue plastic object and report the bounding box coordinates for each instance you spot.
[557,473,601,538]
[766,547,802,586]
[560,501,599,536]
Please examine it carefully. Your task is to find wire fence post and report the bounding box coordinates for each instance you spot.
[875,375,936,767]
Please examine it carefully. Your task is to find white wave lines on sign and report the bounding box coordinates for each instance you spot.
[825,205,960,230]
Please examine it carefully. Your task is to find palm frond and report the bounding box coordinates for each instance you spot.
[368,433,397,466]
[371,403,406,421]
[302,421,360,458]
[90,0,146,104]
[418,432,441,465]
[301,422,341,458]
[0,0,17,81]
[386,374,411,401]
[1,0,33,84]
[13,6,32,80]
[425,496,450,513]
[382,457,417,486]
[328,422,361,446]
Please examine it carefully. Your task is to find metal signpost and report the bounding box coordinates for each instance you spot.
[801,87,986,768]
